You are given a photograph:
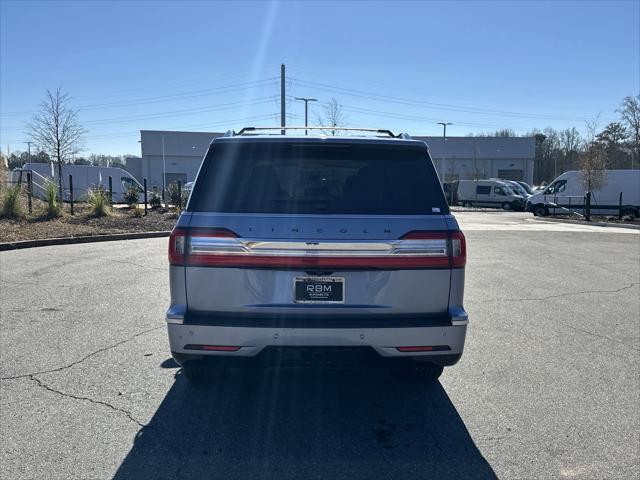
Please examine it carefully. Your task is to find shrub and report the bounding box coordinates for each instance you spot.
[132,205,143,218]
[88,186,111,217]
[123,186,141,208]
[150,193,162,210]
[0,185,24,218]
[167,183,187,210]
[44,181,62,218]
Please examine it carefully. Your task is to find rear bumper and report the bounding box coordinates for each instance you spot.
[165,306,468,366]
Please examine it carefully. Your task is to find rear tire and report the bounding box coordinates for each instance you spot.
[533,204,548,217]
[462,201,472,208]
[502,202,513,211]
[392,363,444,382]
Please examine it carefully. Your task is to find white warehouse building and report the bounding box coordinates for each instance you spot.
[127,129,535,191]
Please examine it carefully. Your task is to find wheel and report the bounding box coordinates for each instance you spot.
[622,207,639,218]
[533,205,548,217]
[502,202,513,211]
[463,201,472,208]
[391,363,444,382]
[182,360,211,384]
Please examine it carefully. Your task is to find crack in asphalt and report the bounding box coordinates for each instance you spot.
[55,253,165,272]
[105,258,166,271]
[0,325,164,381]
[28,375,147,428]
[499,282,638,302]
[565,325,640,352]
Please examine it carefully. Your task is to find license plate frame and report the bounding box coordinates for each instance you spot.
[293,276,345,304]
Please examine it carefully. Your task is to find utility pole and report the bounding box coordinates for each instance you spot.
[280,64,286,135]
[437,122,452,182]
[295,97,317,135]
[25,141,32,164]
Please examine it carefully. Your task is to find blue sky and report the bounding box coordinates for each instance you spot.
[1,0,638,156]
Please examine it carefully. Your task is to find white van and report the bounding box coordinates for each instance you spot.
[16,163,144,203]
[526,170,640,217]
[457,179,526,210]
[490,178,531,200]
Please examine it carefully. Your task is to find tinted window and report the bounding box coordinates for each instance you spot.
[476,185,491,195]
[121,177,139,191]
[545,180,567,195]
[190,142,447,215]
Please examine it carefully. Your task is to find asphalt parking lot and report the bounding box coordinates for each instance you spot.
[1,212,638,480]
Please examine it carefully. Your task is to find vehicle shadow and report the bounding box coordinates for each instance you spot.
[113,368,496,480]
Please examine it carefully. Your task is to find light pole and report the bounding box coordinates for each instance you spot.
[437,122,452,182]
[295,97,317,135]
[161,134,166,204]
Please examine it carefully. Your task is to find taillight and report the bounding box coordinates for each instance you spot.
[450,231,466,267]
[168,228,187,265]
[401,230,466,268]
[169,228,466,269]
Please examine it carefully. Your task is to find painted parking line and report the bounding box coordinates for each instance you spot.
[455,214,639,234]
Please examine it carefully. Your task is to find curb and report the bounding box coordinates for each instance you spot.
[0,231,171,251]
[532,217,640,230]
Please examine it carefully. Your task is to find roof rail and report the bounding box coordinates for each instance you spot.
[233,126,403,138]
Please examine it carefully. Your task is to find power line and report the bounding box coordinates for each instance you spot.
[336,103,535,132]
[291,77,594,122]
[84,113,281,140]
[0,77,279,117]
[79,98,274,126]
[77,78,278,111]
[71,67,277,104]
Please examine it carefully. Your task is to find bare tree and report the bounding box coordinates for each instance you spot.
[315,97,347,135]
[494,128,517,137]
[617,95,640,169]
[559,127,581,173]
[0,152,7,196]
[28,87,86,199]
[531,127,561,182]
[579,116,607,193]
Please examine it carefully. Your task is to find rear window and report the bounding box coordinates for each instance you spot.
[189,141,447,215]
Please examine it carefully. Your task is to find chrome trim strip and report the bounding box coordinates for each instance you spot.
[188,238,448,257]
[449,306,469,326]
[166,304,187,324]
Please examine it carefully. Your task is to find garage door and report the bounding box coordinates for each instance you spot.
[497,169,523,181]
[165,173,187,187]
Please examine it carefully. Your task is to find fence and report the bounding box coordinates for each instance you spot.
[4,169,186,216]
[550,192,633,221]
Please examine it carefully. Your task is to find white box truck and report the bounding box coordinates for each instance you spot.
[526,170,640,217]
[13,163,144,203]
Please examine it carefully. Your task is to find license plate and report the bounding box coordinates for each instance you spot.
[294,277,345,303]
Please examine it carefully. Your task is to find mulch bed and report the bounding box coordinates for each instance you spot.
[0,201,178,243]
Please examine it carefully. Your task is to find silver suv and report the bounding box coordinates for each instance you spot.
[166,127,468,383]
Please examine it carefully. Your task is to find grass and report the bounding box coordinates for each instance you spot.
[0,185,24,218]
[87,186,111,217]
[132,204,143,218]
[44,181,62,218]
